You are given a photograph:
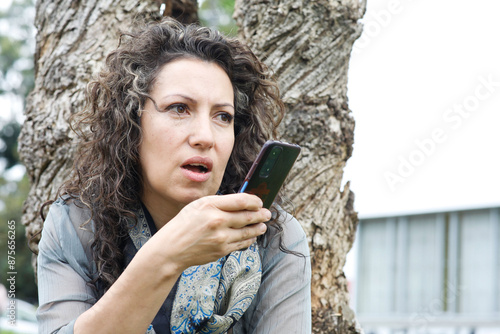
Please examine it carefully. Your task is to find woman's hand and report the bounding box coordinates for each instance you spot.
[146,193,270,273]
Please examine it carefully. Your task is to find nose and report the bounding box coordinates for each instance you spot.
[188,114,215,149]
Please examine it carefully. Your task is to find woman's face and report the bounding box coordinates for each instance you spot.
[139,58,235,220]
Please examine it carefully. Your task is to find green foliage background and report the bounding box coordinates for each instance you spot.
[199,0,237,36]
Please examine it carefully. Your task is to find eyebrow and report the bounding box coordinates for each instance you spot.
[162,94,235,110]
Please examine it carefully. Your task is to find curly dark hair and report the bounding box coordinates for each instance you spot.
[56,18,285,295]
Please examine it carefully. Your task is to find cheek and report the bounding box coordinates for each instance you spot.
[214,134,235,179]
[139,120,174,176]
[141,114,177,152]
[222,133,235,162]
[138,141,156,182]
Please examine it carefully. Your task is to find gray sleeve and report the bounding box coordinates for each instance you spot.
[234,212,312,334]
[36,200,97,334]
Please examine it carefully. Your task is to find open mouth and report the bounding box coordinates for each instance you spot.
[182,163,209,174]
[180,157,213,180]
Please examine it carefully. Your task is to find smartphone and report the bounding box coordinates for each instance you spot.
[238,140,301,209]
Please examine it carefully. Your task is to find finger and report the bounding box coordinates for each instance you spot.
[230,237,258,252]
[225,208,272,229]
[204,193,264,212]
[225,222,267,244]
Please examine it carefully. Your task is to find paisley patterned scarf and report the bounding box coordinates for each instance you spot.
[127,206,262,334]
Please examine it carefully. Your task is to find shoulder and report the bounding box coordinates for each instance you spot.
[257,208,311,282]
[260,208,310,260]
[45,197,92,230]
[276,209,308,246]
[43,198,93,239]
[40,198,95,270]
[37,199,98,332]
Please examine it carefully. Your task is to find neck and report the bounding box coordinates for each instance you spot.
[140,192,182,230]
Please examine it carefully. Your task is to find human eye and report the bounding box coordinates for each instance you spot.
[216,112,234,125]
[166,103,189,115]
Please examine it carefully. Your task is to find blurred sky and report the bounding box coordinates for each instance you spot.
[343,0,500,218]
[0,1,9,11]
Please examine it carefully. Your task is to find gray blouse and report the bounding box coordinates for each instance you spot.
[36,199,312,333]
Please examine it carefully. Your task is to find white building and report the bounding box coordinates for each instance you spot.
[351,206,500,334]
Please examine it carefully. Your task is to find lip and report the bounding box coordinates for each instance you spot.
[180,156,213,182]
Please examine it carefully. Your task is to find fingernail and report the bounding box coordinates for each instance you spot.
[260,223,267,233]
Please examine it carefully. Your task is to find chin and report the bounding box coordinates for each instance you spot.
[179,187,218,204]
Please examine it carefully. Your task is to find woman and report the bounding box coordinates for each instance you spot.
[36,18,311,334]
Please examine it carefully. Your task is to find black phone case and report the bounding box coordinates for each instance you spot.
[239,140,301,209]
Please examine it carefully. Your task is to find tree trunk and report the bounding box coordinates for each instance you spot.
[234,1,365,332]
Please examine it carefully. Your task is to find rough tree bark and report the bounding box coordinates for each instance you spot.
[234,1,365,332]
[19,0,365,332]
